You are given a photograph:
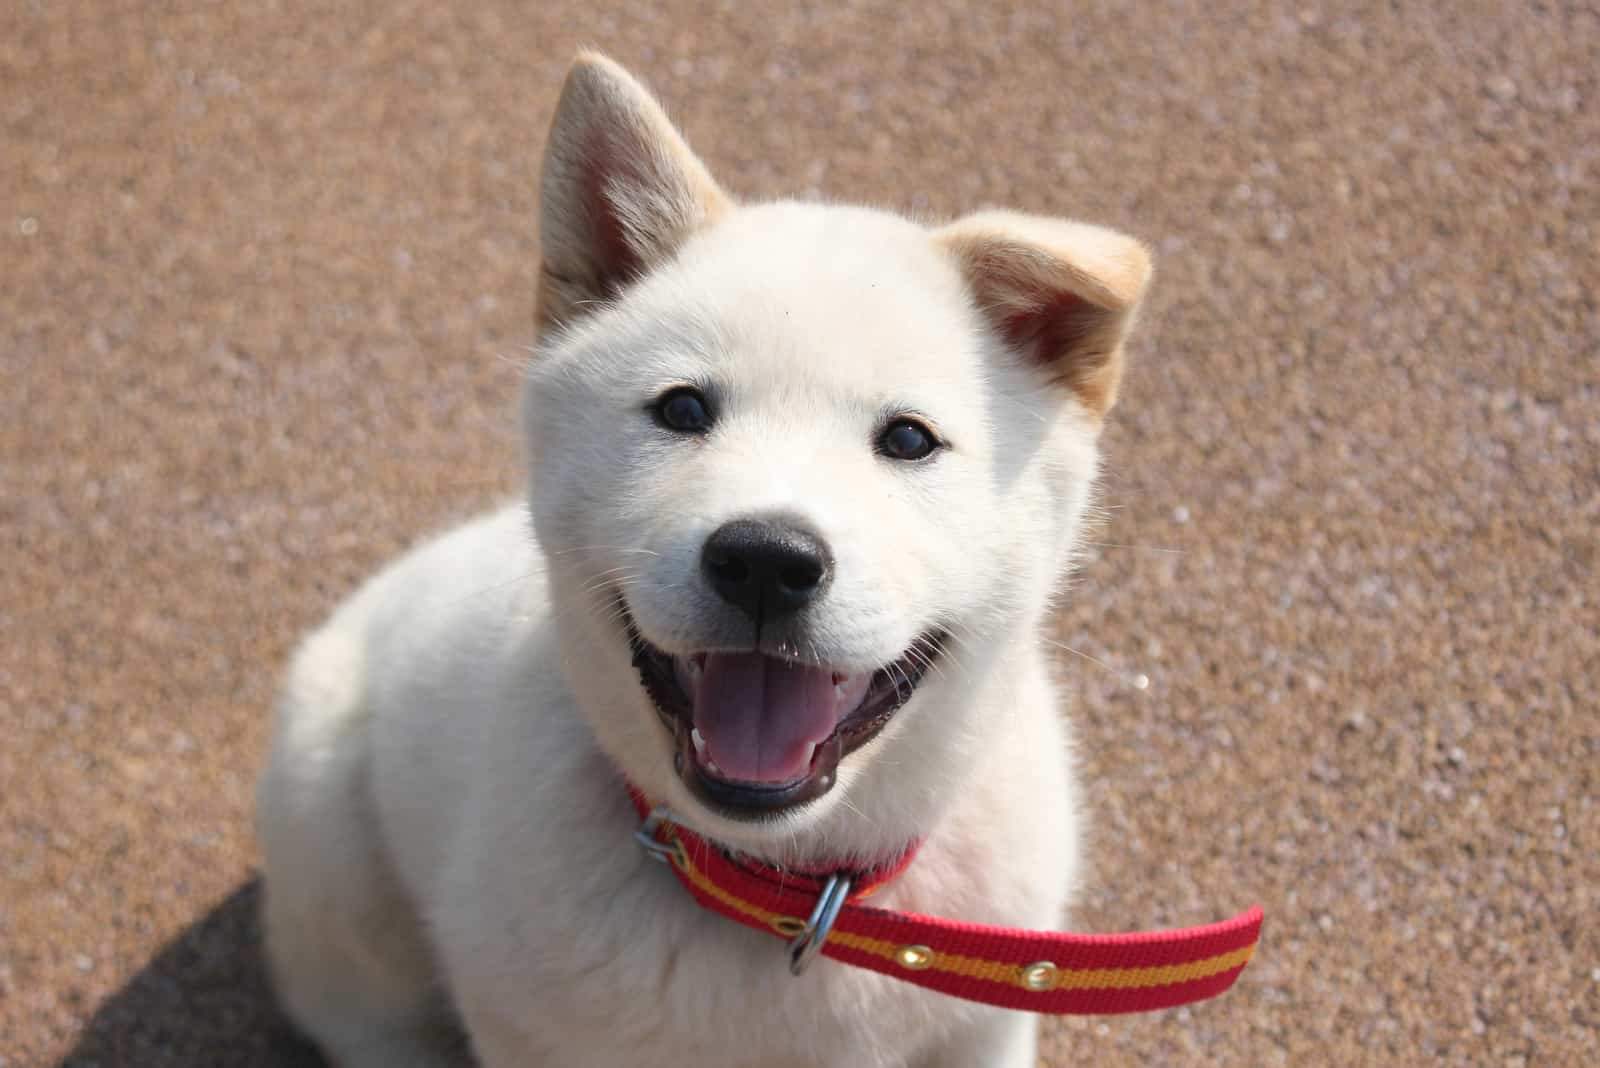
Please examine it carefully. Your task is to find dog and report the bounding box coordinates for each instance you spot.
[256,52,1151,1068]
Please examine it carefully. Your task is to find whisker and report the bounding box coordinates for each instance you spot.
[903,641,950,684]
[578,564,644,586]
[1081,541,1185,555]
[836,793,878,828]
[578,571,642,599]
[551,545,663,558]
[1041,636,1149,690]
[447,568,546,607]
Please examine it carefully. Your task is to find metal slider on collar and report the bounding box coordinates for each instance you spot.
[784,872,852,976]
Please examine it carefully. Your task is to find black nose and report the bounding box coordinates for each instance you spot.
[701,518,833,622]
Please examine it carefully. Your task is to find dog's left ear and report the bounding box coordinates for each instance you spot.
[537,52,733,333]
[936,211,1152,418]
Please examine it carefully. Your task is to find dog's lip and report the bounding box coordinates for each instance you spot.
[617,598,944,819]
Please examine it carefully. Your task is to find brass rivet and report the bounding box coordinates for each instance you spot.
[771,916,808,938]
[896,944,934,970]
[1020,961,1058,991]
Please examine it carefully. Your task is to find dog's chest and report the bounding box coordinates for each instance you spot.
[493,866,981,1065]
[438,814,1056,1068]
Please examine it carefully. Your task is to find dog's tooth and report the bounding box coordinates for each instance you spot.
[691,728,707,755]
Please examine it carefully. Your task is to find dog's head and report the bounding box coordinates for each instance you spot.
[524,55,1150,861]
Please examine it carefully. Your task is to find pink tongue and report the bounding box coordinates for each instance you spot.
[693,653,846,784]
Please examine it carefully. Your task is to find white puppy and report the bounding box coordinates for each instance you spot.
[257,53,1151,1068]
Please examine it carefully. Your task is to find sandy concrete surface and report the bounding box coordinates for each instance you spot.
[3,1,1596,1064]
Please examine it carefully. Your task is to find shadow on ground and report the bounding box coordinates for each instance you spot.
[56,880,326,1068]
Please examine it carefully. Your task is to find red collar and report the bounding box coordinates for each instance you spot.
[628,789,1262,1015]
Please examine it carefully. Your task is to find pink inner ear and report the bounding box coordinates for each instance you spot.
[578,139,646,298]
[999,290,1107,373]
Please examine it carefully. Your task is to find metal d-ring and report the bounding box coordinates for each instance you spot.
[787,873,852,976]
[633,805,686,867]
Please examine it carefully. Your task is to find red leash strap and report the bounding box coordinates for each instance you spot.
[632,795,1262,1015]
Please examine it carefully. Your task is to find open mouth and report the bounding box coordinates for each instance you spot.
[621,604,945,818]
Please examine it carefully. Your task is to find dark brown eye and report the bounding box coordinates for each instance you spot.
[879,418,939,461]
[654,387,712,434]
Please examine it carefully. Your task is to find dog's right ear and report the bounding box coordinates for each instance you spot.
[537,53,732,333]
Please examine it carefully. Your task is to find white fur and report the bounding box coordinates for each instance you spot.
[257,53,1149,1068]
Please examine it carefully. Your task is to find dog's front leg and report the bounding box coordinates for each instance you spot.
[915,1011,1038,1068]
[454,1007,551,1068]
[448,982,562,1068]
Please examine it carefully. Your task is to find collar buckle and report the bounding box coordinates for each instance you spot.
[633,805,687,868]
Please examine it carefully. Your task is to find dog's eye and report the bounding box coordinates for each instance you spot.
[653,387,712,434]
[878,418,939,461]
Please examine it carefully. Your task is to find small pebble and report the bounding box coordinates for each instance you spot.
[1484,74,1518,102]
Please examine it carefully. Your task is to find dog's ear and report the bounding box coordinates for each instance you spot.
[536,53,732,333]
[936,211,1151,417]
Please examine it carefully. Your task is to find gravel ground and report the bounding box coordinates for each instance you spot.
[3,2,1596,1065]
